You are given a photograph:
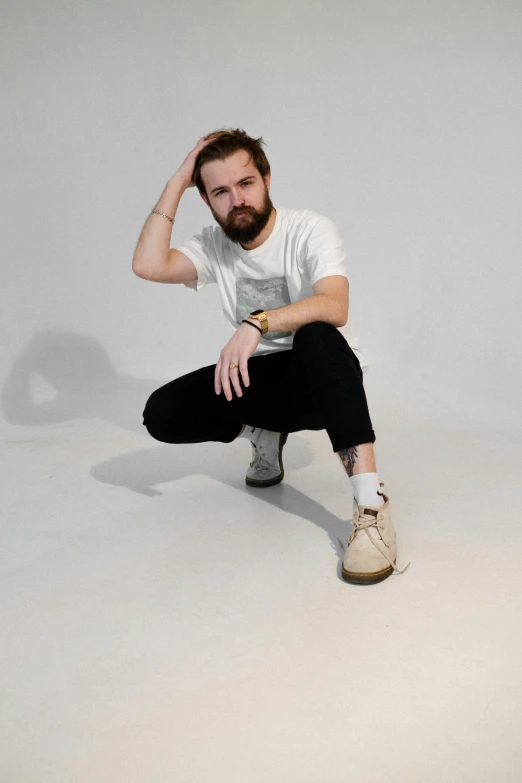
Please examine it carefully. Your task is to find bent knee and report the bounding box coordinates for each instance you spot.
[294,321,338,343]
[142,388,163,426]
[142,383,184,431]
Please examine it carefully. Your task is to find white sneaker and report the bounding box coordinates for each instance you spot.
[245,430,288,487]
[341,487,409,584]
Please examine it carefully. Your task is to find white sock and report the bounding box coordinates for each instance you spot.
[350,472,384,508]
[237,424,263,444]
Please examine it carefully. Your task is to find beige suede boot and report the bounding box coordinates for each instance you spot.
[341,488,409,585]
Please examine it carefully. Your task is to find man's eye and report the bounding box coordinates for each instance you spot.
[242,181,252,187]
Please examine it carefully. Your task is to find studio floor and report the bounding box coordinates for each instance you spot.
[1,392,521,783]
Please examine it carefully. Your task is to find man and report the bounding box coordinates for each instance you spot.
[132,128,408,584]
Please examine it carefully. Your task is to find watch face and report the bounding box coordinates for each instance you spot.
[250,310,264,316]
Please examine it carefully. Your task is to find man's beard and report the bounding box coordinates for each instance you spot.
[210,189,274,245]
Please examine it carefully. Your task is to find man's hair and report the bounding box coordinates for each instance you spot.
[194,128,270,198]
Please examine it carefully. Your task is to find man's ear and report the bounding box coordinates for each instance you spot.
[264,172,271,191]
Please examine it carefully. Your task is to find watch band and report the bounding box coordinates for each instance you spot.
[249,310,269,335]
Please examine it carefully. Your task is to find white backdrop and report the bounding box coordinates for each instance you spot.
[2,5,522,780]
[1,0,521,435]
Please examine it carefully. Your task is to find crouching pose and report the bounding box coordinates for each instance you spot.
[132,128,408,584]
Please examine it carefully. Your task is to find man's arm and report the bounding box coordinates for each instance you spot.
[253,275,349,333]
[132,177,200,283]
[132,135,218,282]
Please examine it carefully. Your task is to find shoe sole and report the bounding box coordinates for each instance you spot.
[245,432,288,488]
[341,565,393,585]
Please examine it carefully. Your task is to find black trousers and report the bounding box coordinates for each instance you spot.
[142,321,376,453]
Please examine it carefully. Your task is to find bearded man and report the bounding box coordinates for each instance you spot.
[132,128,408,584]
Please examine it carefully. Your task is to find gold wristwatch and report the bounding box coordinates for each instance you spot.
[249,309,269,336]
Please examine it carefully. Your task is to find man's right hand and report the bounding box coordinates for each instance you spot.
[172,133,221,190]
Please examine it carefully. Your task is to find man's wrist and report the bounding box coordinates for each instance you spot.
[248,310,269,335]
[167,175,189,194]
[242,319,263,335]
[249,316,266,332]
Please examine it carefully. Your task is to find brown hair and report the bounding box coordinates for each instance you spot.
[194,128,270,198]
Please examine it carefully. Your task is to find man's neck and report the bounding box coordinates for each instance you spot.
[240,208,277,251]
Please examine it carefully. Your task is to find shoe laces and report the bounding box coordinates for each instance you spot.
[249,442,274,472]
[339,507,410,576]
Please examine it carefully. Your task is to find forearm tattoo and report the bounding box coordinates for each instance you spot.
[337,446,359,477]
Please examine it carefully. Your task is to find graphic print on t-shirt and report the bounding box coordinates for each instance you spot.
[236,277,292,340]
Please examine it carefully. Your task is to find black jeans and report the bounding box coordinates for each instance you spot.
[142,321,376,453]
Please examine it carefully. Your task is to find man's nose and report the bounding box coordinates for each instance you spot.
[231,189,246,207]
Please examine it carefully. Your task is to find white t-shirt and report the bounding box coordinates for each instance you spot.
[174,206,369,372]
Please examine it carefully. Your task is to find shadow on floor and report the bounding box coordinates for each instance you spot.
[91,440,350,558]
[2,329,350,558]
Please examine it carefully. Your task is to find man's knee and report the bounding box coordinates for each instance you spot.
[293,321,338,347]
[142,383,182,434]
[142,387,161,425]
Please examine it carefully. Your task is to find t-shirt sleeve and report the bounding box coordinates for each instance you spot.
[172,227,217,292]
[301,215,348,286]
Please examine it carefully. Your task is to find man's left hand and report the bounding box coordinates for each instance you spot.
[215,321,261,401]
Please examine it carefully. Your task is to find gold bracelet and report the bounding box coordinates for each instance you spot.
[151,210,174,224]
